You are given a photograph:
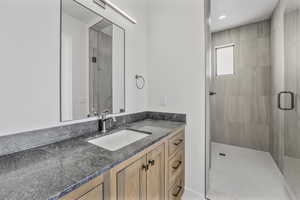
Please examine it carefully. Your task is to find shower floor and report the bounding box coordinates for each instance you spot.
[207,143,291,200]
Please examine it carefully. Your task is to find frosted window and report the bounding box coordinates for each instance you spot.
[216,45,234,76]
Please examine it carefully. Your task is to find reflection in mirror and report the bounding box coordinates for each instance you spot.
[61,0,125,122]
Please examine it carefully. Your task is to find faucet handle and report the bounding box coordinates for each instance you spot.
[94,111,99,116]
[108,116,117,130]
[102,110,110,114]
[100,110,110,119]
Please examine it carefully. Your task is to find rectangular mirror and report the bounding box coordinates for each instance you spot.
[61,0,125,122]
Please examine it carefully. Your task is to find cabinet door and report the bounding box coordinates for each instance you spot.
[78,185,103,200]
[117,156,147,200]
[146,144,165,200]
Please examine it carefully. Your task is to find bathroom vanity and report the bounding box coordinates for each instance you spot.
[59,124,185,200]
[0,115,185,200]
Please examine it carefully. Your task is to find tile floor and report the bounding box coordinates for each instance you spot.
[207,143,292,200]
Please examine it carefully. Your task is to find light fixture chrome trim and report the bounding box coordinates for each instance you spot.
[93,0,106,9]
[94,0,137,24]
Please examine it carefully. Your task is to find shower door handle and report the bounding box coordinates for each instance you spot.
[278,91,295,110]
[209,91,216,96]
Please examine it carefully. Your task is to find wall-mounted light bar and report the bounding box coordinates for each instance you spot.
[93,0,137,24]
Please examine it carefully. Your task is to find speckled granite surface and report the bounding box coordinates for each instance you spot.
[0,119,185,200]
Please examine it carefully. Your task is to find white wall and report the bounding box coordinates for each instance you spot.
[61,32,73,121]
[0,0,60,134]
[0,0,149,135]
[147,0,206,198]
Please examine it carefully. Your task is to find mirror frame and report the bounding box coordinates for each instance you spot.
[59,0,126,122]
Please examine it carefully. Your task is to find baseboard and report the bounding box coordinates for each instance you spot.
[182,187,205,200]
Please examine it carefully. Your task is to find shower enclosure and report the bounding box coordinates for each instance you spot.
[205,0,300,199]
[270,2,300,199]
[281,5,300,199]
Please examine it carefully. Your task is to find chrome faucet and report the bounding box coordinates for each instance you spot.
[100,110,116,133]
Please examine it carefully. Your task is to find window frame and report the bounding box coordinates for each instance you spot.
[214,43,236,77]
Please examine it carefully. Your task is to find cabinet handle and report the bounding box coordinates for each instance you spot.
[172,186,182,197]
[172,161,182,170]
[173,139,183,146]
[148,159,155,166]
[142,164,149,171]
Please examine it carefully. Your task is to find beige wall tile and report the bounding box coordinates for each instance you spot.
[211,20,271,151]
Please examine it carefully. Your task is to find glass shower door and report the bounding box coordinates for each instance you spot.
[283,8,300,199]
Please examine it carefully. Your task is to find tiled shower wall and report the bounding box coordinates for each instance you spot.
[210,20,271,151]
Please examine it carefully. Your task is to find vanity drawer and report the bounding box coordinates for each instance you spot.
[168,130,184,156]
[168,175,184,200]
[168,149,184,187]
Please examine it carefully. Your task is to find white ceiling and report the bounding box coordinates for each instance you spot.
[211,0,279,32]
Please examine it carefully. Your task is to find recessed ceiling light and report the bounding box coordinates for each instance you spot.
[218,15,227,20]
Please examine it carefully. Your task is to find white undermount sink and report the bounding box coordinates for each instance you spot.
[88,129,150,151]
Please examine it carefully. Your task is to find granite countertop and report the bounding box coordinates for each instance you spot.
[0,119,185,200]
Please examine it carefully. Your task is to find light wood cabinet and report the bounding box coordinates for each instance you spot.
[168,130,184,156]
[117,156,147,200]
[166,129,185,199]
[168,175,184,200]
[115,144,165,200]
[146,144,165,199]
[111,128,185,200]
[168,150,184,187]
